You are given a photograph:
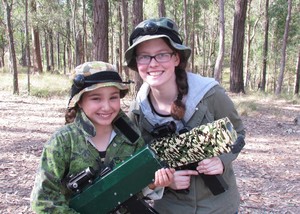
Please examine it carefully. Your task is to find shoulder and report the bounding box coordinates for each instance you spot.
[44,123,82,151]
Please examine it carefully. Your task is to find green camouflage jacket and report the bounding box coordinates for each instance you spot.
[128,73,245,214]
[30,109,144,214]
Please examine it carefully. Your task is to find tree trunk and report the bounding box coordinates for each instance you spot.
[82,0,87,62]
[275,0,292,95]
[3,0,19,94]
[49,30,54,70]
[93,0,109,61]
[261,0,269,92]
[121,0,129,77]
[56,33,60,71]
[75,31,83,65]
[71,0,78,66]
[65,0,72,72]
[183,0,188,46]
[117,3,121,73]
[244,0,252,88]
[190,0,195,72]
[44,30,50,71]
[158,0,166,17]
[202,10,206,76]
[245,0,260,89]
[25,0,31,94]
[230,0,247,93]
[294,48,300,95]
[63,43,66,75]
[132,0,143,94]
[0,47,4,67]
[31,0,43,73]
[214,0,225,82]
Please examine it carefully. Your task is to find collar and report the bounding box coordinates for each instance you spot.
[136,72,219,126]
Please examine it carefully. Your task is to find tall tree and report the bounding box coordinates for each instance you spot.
[121,0,129,76]
[158,0,166,17]
[2,0,19,94]
[261,0,269,92]
[230,0,247,93]
[214,0,225,82]
[244,0,260,89]
[132,0,143,94]
[30,0,43,73]
[294,48,300,95]
[183,0,188,46]
[24,0,31,93]
[44,30,50,71]
[275,0,292,95]
[49,30,55,70]
[82,0,87,62]
[92,0,108,61]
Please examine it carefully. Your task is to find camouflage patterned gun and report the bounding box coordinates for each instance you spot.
[149,117,245,195]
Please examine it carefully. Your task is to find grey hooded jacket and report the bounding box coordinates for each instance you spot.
[128,72,245,214]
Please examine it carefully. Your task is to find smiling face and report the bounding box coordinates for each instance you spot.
[135,38,180,88]
[78,86,121,129]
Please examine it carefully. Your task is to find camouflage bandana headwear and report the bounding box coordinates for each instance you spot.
[68,61,129,108]
[125,17,191,71]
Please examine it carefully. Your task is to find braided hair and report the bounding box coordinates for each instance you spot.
[161,38,189,121]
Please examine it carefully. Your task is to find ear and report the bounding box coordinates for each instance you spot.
[174,52,180,66]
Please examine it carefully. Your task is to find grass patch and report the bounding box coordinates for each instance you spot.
[0,72,71,98]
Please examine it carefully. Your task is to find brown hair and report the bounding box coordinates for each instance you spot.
[164,38,189,120]
[65,106,79,124]
[170,66,188,120]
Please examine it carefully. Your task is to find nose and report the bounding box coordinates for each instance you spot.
[101,100,111,110]
[149,56,159,66]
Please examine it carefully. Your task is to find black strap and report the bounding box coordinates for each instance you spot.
[114,116,140,143]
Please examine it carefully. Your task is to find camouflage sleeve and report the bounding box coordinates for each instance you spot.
[30,132,79,214]
[209,85,246,167]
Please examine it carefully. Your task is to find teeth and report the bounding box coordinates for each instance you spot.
[148,71,163,76]
[98,113,111,118]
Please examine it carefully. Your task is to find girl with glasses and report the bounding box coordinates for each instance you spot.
[125,18,246,214]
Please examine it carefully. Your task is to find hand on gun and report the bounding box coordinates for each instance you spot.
[196,157,224,175]
[167,170,198,190]
[148,168,176,190]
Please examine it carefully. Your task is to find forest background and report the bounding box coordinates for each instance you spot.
[0,0,299,97]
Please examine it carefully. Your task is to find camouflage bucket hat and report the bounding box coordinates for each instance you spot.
[68,61,129,108]
[125,17,191,70]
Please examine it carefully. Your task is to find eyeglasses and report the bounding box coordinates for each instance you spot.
[136,52,175,65]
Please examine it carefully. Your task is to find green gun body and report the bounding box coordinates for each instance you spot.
[69,146,162,214]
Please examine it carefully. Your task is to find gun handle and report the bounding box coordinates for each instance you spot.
[200,174,228,195]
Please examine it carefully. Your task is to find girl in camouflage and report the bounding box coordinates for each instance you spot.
[125,18,245,214]
[30,61,174,213]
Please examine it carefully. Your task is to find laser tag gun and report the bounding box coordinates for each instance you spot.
[149,117,245,195]
[68,146,161,214]
[67,117,244,213]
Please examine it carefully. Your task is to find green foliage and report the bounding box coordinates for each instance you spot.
[1,0,299,97]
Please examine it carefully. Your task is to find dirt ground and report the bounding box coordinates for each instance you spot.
[0,90,299,214]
